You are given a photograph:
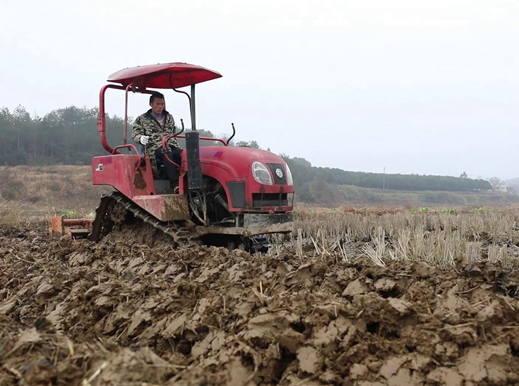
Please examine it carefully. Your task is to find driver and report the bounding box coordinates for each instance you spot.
[132,91,182,192]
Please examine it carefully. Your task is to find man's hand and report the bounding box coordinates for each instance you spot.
[140,135,149,145]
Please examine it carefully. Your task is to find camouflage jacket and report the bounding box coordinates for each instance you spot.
[131,109,180,157]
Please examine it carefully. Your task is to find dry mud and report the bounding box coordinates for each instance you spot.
[1,224,519,386]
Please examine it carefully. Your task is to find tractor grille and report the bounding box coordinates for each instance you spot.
[252,193,288,207]
[227,182,245,208]
[267,163,286,185]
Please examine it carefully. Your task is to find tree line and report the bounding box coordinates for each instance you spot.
[0,105,124,166]
[0,105,250,165]
[0,105,492,202]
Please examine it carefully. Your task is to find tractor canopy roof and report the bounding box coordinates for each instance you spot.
[107,62,222,89]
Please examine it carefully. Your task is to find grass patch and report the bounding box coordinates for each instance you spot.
[0,200,22,225]
[0,165,111,217]
[338,184,519,207]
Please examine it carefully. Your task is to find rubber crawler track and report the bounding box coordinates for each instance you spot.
[88,192,201,248]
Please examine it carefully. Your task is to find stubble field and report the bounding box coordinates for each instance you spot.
[2,206,519,385]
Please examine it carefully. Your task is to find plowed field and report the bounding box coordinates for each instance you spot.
[2,223,519,386]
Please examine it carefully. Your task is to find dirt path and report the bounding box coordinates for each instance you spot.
[1,224,519,385]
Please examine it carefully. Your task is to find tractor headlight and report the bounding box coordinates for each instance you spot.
[252,161,273,185]
[285,164,294,186]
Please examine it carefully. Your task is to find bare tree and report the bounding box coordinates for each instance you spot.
[488,177,504,191]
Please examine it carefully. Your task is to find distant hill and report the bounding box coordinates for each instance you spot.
[281,155,495,205]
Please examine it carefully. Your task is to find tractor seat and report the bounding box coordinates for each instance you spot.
[139,145,165,166]
[140,145,169,160]
[140,146,181,185]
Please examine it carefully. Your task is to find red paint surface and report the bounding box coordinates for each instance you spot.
[92,146,294,213]
[92,154,156,197]
[107,62,222,89]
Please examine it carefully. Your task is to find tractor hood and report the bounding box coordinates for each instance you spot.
[198,146,286,178]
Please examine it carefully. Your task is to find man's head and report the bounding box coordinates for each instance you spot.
[149,92,165,115]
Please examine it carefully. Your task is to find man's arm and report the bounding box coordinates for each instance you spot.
[131,116,146,143]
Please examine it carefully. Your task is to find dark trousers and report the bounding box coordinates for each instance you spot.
[155,146,182,188]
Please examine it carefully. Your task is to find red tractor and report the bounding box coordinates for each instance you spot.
[87,62,294,252]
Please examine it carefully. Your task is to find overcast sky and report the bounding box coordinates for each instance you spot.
[2,0,518,180]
